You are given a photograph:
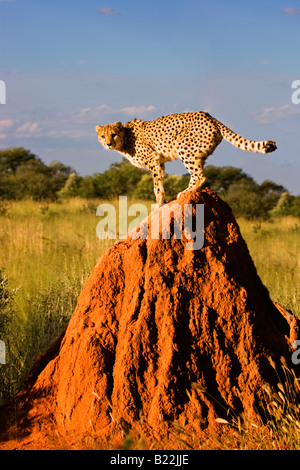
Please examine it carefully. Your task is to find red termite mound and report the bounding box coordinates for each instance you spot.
[0,188,299,449]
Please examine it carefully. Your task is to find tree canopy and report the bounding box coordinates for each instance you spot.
[0,147,299,219]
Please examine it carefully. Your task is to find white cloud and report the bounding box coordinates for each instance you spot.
[16,121,40,137]
[0,119,13,131]
[282,7,300,15]
[70,104,156,124]
[253,104,300,124]
[0,119,13,139]
[120,105,156,116]
[98,7,120,16]
[44,129,94,140]
[0,104,156,143]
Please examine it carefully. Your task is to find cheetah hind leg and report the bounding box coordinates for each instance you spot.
[177,158,206,198]
[177,172,206,200]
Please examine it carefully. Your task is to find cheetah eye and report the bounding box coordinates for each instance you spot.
[101,135,105,139]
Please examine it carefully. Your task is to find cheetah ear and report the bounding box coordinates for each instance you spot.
[95,125,102,133]
[115,121,123,129]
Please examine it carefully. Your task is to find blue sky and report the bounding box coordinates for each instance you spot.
[1,0,300,193]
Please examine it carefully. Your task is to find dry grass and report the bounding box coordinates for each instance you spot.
[238,216,300,316]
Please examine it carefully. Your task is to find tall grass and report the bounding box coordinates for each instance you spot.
[0,198,108,303]
[0,197,299,448]
[0,198,112,402]
[238,216,300,316]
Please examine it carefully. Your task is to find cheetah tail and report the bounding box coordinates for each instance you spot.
[212,117,277,155]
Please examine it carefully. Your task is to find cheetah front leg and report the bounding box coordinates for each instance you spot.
[147,160,165,208]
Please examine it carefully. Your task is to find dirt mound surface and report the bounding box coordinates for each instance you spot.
[0,188,298,449]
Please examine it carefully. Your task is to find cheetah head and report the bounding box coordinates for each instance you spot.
[95,121,125,151]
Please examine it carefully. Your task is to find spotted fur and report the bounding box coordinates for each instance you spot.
[96,112,277,206]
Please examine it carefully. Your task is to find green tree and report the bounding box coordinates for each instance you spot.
[48,161,73,188]
[223,179,271,219]
[203,165,252,193]
[14,159,72,200]
[134,174,154,200]
[91,173,113,198]
[204,167,287,219]
[0,148,73,200]
[133,173,190,202]
[290,196,300,217]
[77,176,98,199]
[0,172,17,199]
[0,147,38,199]
[89,158,147,199]
[104,158,147,197]
[163,174,190,201]
[0,147,36,174]
[260,180,286,210]
[271,192,300,218]
[260,180,286,197]
[58,172,83,198]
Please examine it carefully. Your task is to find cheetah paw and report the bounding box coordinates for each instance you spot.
[177,189,189,199]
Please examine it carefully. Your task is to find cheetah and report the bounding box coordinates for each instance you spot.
[95,112,277,206]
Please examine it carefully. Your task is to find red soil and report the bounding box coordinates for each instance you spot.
[0,188,298,449]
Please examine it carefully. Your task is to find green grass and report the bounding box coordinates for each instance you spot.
[0,198,108,302]
[238,216,300,316]
[0,198,112,401]
[0,197,299,449]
